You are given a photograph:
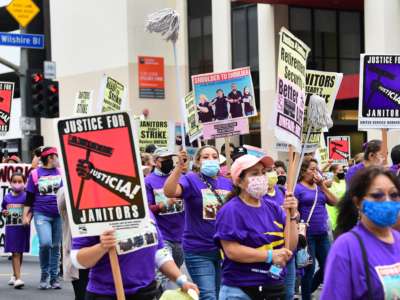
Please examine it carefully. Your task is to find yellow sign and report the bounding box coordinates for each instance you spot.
[6,0,40,28]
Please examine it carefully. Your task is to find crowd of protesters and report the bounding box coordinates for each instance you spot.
[1,140,400,300]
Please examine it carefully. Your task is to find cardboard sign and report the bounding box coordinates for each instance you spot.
[359,55,400,129]
[316,147,328,166]
[138,120,175,153]
[74,90,93,115]
[98,76,127,113]
[303,70,343,152]
[183,91,203,143]
[273,28,310,152]
[202,117,249,140]
[0,82,14,135]
[57,112,150,237]
[191,67,257,125]
[138,56,165,99]
[0,164,38,256]
[327,136,350,165]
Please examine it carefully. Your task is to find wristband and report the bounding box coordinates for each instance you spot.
[266,249,273,264]
[176,274,188,288]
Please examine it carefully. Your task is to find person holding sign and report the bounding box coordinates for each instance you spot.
[322,167,400,299]
[345,140,385,185]
[145,148,185,290]
[164,146,233,300]
[23,147,63,290]
[71,218,199,300]
[1,172,30,289]
[215,155,298,300]
[295,158,338,300]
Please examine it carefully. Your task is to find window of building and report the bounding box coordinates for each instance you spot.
[188,0,213,80]
[289,7,363,74]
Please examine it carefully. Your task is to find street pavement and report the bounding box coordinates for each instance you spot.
[0,255,74,300]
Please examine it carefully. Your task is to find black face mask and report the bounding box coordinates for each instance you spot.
[277,175,287,186]
[337,172,345,180]
[160,159,174,175]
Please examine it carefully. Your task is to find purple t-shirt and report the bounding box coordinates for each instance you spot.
[295,183,328,235]
[145,172,184,243]
[72,219,164,296]
[2,192,30,253]
[263,186,285,207]
[321,223,400,300]
[345,162,365,186]
[179,171,233,252]
[26,167,62,217]
[214,196,286,287]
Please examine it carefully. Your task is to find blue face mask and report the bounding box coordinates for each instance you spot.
[200,160,220,177]
[361,199,400,228]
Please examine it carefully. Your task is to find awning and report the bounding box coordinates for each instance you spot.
[238,0,363,11]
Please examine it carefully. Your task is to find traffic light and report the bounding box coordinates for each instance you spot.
[45,80,59,118]
[26,69,59,118]
[26,69,45,118]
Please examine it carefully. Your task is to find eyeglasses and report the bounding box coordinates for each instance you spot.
[366,192,400,201]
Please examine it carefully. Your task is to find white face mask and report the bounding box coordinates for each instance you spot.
[246,175,268,199]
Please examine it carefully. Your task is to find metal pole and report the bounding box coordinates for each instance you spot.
[0,57,22,75]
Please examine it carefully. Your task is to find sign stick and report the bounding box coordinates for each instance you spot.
[224,137,232,170]
[109,247,126,300]
[382,129,388,165]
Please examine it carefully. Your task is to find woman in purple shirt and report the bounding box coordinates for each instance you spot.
[215,154,298,300]
[322,167,400,299]
[295,158,338,300]
[345,140,385,185]
[164,146,233,300]
[23,147,63,290]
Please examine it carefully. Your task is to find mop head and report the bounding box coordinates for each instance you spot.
[307,94,333,129]
[145,8,180,43]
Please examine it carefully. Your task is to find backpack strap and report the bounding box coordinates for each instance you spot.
[350,231,373,300]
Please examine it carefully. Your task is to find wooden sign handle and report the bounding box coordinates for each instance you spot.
[382,129,388,165]
[224,137,232,170]
[109,247,126,300]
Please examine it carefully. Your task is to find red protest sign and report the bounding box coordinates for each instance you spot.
[327,136,351,165]
[0,82,14,134]
[58,112,149,237]
[138,56,165,99]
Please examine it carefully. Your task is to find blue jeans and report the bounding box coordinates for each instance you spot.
[301,233,330,300]
[184,250,221,300]
[34,212,62,282]
[219,285,251,300]
[284,258,296,300]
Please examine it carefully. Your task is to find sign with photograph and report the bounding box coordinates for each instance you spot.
[191,67,256,125]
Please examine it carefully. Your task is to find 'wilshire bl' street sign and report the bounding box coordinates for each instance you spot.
[0,32,44,49]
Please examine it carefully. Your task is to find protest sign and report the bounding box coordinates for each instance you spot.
[359,55,400,129]
[138,56,165,99]
[191,67,256,125]
[183,91,202,143]
[98,76,127,113]
[138,120,175,153]
[0,82,14,135]
[57,112,150,238]
[202,117,249,140]
[327,136,350,165]
[74,90,93,115]
[303,70,343,152]
[274,28,310,152]
[0,164,38,256]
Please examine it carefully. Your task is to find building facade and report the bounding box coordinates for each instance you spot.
[39,0,400,159]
